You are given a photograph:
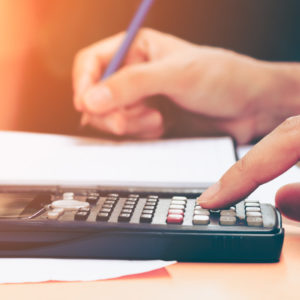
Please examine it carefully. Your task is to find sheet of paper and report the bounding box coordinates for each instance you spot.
[0,131,236,187]
[0,259,175,284]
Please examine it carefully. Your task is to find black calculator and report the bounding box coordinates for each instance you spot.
[0,186,284,262]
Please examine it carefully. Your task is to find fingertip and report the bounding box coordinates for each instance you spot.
[197,182,222,209]
[275,183,300,221]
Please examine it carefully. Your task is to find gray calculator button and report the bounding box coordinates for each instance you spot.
[220,216,236,225]
[247,216,263,227]
[244,199,259,203]
[172,196,187,200]
[245,207,261,212]
[230,206,236,211]
[63,192,74,200]
[246,211,262,217]
[245,202,260,207]
[193,209,210,216]
[194,205,202,210]
[171,200,186,206]
[193,215,209,225]
[169,204,185,210]
[220,210,236,217]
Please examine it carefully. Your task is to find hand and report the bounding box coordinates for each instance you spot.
[73,28,288,143]
[198,116,300,221]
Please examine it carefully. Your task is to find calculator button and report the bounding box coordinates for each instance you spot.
[125,201,136,206]
[167,214,183,224]
[245,203,260,207]
[247,216,263,227]
[148,195,159,199]
[121,209,133,214]
[75,211,89,221]
[142,209,154,214]
[118,213,131,222]
[86,196,99,205]
[107,193,119,198]
[172,196,187,200]
[194,205,202,210]
[210,209,221,214]
[100,208,112,214]
[97,212,110,221]
[146,200,158,206]
[51,200,89,211]
[102,204,114,209]
[171,200,186,206]
[63,192,74,200]
[128,194,139,198]
[193,209,210,216]
[230,206,236,211]
[140,214,153,223]
[220,210,236,217]
[47,208,64,220]
[78,207,90,213]
[168,209,184,215]
[88,192,100,197]
[220,216,236,226]
[244,199,259,203]
[245,207,261,212]
[169,204,185,210]
[193,215,210,225]
[106,196,118,201]
[105,200,117,204]
[144,205,156,210]
[127,197,138,202]
[246,212,262,217]
[123,204,135,210]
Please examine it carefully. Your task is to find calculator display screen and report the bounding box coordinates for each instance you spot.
[0,193,33,217]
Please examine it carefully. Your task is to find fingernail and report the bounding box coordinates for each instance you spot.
[85,86,112,112]
[197,181,221,204]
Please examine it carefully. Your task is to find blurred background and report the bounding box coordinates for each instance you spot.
[1,0,300,136]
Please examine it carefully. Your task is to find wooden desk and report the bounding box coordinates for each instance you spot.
[0,224,299,300]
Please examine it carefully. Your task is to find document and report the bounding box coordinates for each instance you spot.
[0,131,236,187]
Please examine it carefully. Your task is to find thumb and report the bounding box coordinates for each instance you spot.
[275,183,300,221]
[81,62,167,115]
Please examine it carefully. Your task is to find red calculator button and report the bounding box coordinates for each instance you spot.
[167,214,183,224]
[168,209,184,215]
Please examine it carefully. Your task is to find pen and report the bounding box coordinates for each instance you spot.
[80,0,155,127]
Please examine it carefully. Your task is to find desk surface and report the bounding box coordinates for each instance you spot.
[0,224,299,300]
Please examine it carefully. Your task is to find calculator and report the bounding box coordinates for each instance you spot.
[0,186,284,262]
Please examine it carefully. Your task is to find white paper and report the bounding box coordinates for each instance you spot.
[0,258,175,284]
[0,131,236,187]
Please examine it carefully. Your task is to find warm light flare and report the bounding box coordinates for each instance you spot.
[0,0,38,57]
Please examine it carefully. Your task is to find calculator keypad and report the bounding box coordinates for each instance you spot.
[45,192,269,229]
